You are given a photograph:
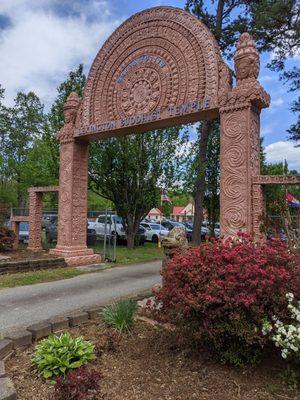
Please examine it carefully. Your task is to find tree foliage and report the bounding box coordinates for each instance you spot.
[0,91,45,206]
[89,128,187,247]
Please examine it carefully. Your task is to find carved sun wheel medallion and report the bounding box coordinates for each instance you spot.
[82,7,222,125]
[120,67,162,115]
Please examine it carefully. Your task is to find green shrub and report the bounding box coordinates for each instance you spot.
[155,234,298,366]
[101,300,137,332]
[32,333,96,379]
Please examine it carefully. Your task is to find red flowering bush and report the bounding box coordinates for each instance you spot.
[54,367,102,400]
[0,226,15,251]
[155,233,299,366]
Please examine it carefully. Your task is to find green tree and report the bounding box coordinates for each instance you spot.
[45,64,87,184]
[282,67,300,145]
[204,124,220,232]
[185,0,300,241]
[89,128,186,248]
[249,0,300,145]
[3,92,45,207]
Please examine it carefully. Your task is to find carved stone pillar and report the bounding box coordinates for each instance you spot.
[219,33,270,238]
[252,183,265,238]
[50,93,101,266]
[28,190,43,251]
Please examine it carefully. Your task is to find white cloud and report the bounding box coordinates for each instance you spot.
[265,141,300,171]
[260,75,276,83]
[271,97,284,107]
[0,0,120,107]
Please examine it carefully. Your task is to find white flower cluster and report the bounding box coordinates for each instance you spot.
[262,293,300,361]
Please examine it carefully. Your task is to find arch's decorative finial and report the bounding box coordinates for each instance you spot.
[234,32,259,82]
[55,92,81,143]
[64,92,81,125]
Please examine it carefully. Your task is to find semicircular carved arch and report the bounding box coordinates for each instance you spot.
[82,6,222,126]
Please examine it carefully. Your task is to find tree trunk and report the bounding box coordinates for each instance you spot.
[215,0,224,42]
[192,121,212,244]
[125,214,141,249]
[191,0,224,245]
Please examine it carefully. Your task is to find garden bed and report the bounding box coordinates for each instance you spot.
[0,248,58,262]
[6,316,299,400]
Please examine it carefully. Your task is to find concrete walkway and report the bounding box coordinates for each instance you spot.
[0,261,162,335]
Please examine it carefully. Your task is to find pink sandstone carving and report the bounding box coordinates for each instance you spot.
[25,7,299,264]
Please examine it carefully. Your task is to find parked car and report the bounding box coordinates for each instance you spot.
[46,223,96,246]
[140,222,169,242]
[162,220,192,241]
[19,222,29,243]
[213,222,220,238]
[88,214,126,241]
[42,214,57,229]
[135,225,147,246]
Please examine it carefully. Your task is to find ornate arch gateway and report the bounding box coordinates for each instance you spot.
[45,6,298,265]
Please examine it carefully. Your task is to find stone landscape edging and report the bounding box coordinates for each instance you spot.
[0,290,152,400]
[0,257,67,275]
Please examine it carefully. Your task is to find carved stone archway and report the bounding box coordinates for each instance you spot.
[45,6,298,266]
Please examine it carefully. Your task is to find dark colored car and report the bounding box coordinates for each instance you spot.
[135,225,146,245]
[19,222,29,243]
[46,223,96,246]
[119,225,146,246]
[161,220,193,241]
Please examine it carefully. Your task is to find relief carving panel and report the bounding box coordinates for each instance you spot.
[82,6,221,126]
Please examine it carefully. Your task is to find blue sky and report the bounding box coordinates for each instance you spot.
[0,0,299,170]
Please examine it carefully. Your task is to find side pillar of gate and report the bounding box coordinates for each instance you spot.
[28,189,43,251]
[219,33,270,238]
[50,93,101,266]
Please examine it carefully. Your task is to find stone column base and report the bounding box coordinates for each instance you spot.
[49,246,101,266]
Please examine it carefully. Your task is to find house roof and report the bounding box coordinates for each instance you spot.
[172,206,185,215]
[148,208,162,215]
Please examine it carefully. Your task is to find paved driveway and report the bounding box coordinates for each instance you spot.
[0,261,162,335]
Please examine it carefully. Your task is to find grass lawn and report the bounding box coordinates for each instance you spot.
[0,268,89,289]
[114,242,163,264]
[0,242,163,289]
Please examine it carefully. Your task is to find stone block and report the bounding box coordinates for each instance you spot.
[0,377,17,400]
[5,331,32,349]
[68,312,89,327]
[85,306,103,319]
[0,361,5,378]
[27,322,51,340]
[50,316,69,333]
[0,340,13,360]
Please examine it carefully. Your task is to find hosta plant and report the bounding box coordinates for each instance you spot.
[32,333,96,379]
[101,299,137,332]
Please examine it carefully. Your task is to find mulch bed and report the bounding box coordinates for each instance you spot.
[5,317,300,400]
[0,248,58,262]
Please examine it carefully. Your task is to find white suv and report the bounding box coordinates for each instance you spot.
[140,222,169,243]
[88,215,126,240]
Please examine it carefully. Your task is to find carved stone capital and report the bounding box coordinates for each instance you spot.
[219,80,270,113]
[55,125,76,144]
[55,92,81,144]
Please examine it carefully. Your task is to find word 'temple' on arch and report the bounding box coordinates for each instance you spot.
[49,6,277,266]
[78,6,224,140]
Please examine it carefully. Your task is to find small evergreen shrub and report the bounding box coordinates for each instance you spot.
[0,226,15,251]
[54,367,102,400]
[32,333,96,379]
[101,300,137,332]
[155,233,299,366]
